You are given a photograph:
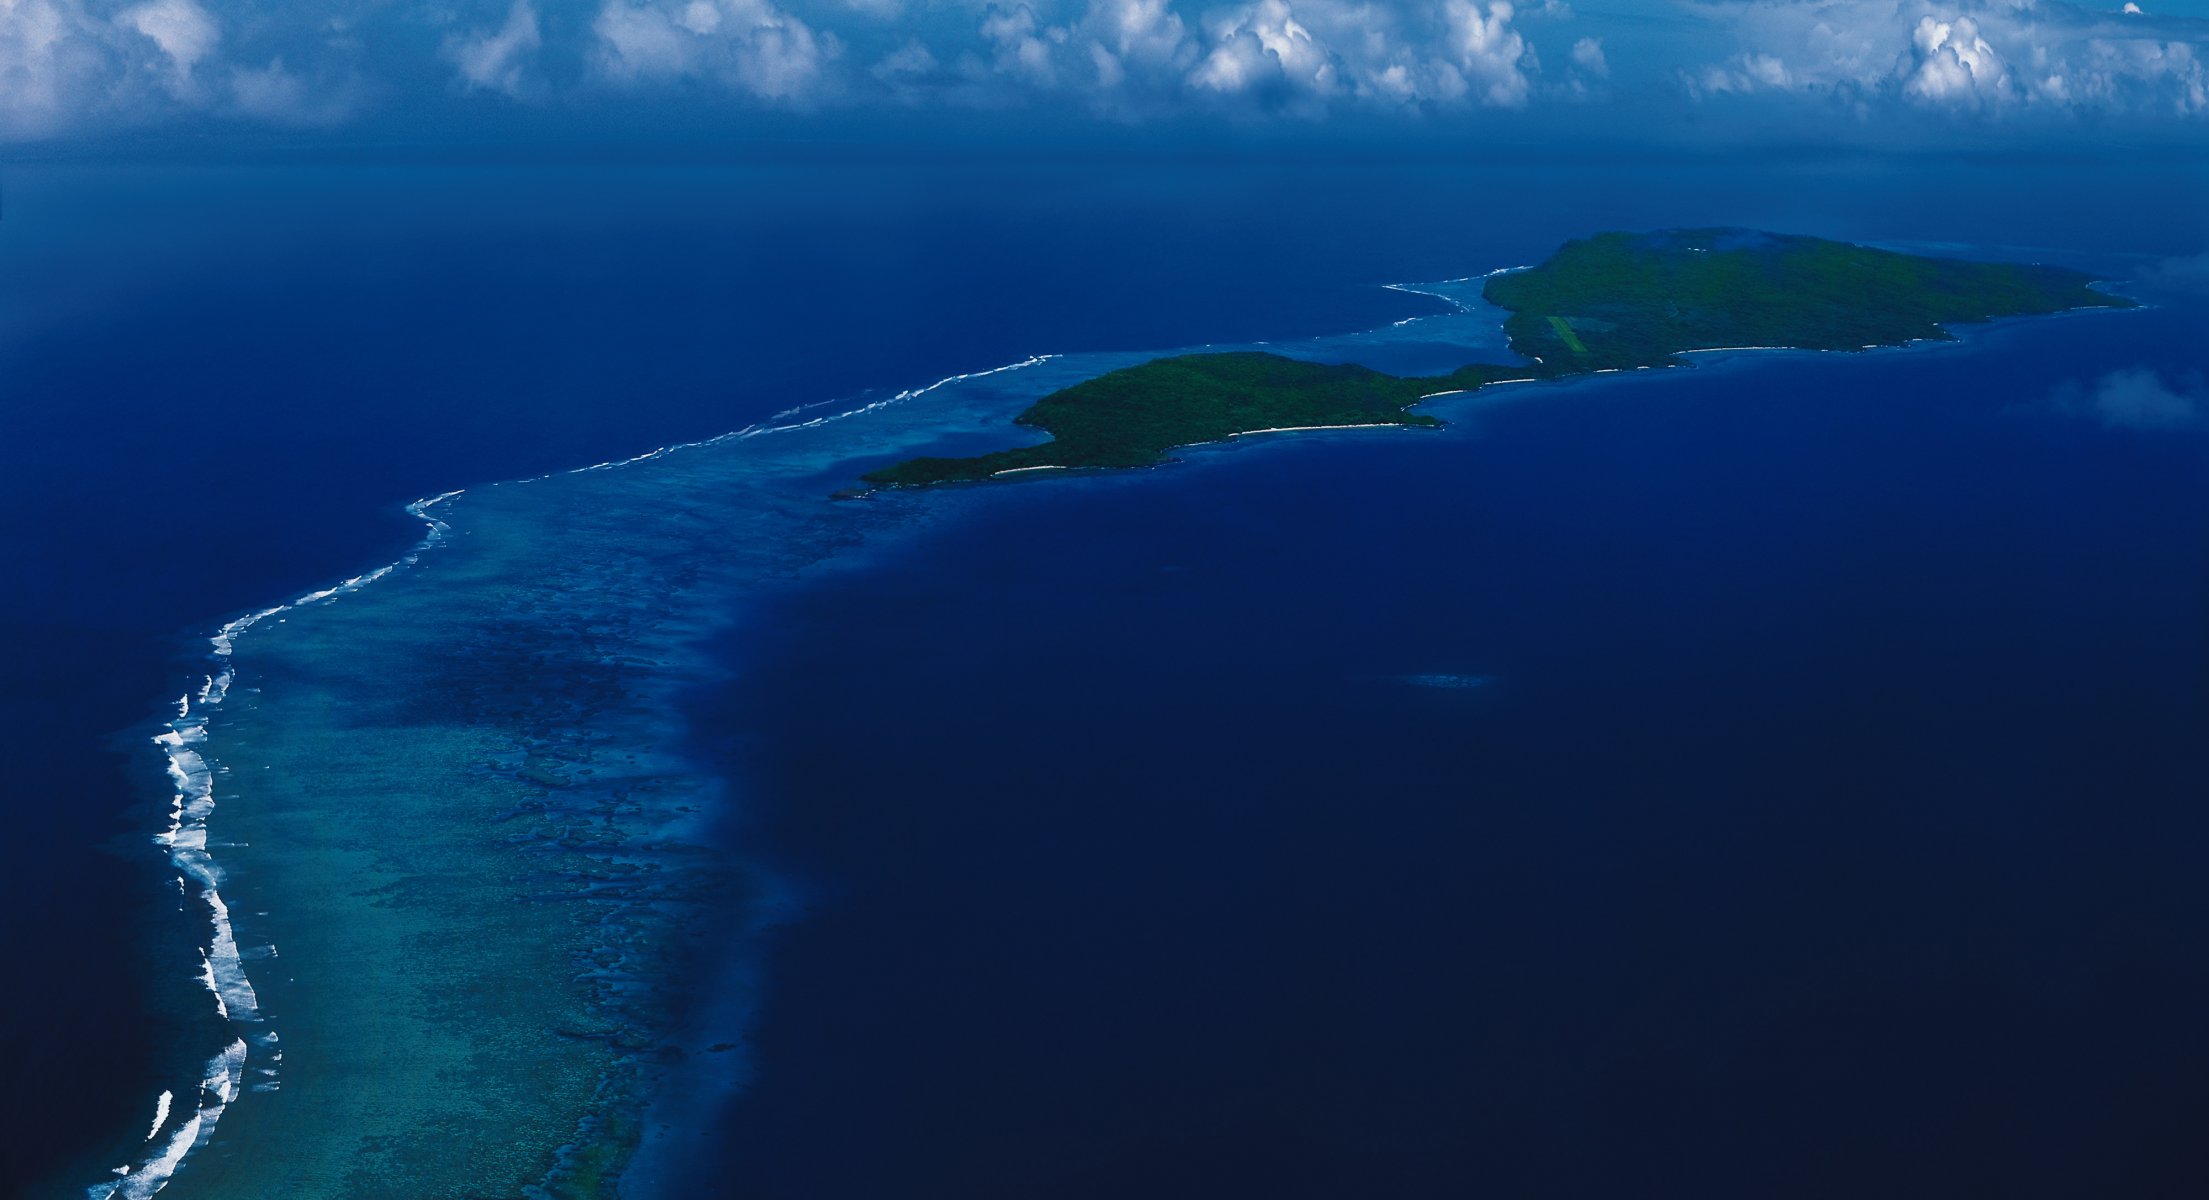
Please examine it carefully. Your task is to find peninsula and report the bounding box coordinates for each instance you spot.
[860,229,2131,489]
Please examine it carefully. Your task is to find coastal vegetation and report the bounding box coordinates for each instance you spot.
[860,353,1494,488]
[860,229,2132,489]
[1486,229,2132,371]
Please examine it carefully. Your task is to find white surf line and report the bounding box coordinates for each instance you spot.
[1231,423,1407,436]
[1472,264,1534,281]
[729,355,1057,442]
[1380,263,1531,322]
[89,1040,246,1200]
[1381,281,1470,318]
[1136,420,1428,460]
[1392,264,1532,291]
[93,491,464,1200]
[542,354,1059,481]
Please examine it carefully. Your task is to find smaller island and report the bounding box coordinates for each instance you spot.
[860,229,2133,490]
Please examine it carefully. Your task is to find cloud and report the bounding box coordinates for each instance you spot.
[448,0,542,97]
[1571,35,1606,76]
[2051,366,2208,431]
[1444,0,1534,106]
[1092,0,1192,65]
[226,56,355,125]
[1189,0,1336,97]
[901,0,1540,115]
[870,37,936,83]
[0,0,2201,141]
[0,1,93,137]
[1086,0,1194,93]
[116,0,217,85]
[1905,14,2008,104]
[1,0,231,135]
[981,3,1064,87]
[591,0,835,100]
[1177,0,1536,108]
[1679,0,2209,117]
[1686,50,1790,96]
[858,1,1190,111]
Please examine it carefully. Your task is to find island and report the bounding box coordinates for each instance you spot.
[858,229,2132,489]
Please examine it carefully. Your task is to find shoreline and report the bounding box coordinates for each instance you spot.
[862,232,2134,490]
[1229,422,1411,436]
[964,298,2144,494]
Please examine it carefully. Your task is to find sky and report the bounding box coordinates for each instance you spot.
[2,0,2205,150]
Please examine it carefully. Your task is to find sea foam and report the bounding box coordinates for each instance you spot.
[91,492,462,1198]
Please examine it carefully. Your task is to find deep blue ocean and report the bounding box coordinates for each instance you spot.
[4,152,2206,1195]
[697,301,2209,1198]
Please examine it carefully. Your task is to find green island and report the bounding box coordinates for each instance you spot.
[859,229,2131,489]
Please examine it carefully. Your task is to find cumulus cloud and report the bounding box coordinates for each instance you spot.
[117,0,218,86]
[895,0,1541,115]
[592,0,835,99]
[447,0,542,97]
[226,56,356,125]
[1,0,2203,140]
[1905,14,2008,104]
[1444,0,1534,106]
[1686,50,1790,96]
[1680,0,2208,117]
[1189,0,1336,96]
[2051,366,2208,431]
[1092,0,1192,66]
[980,3,1064,87]
[869,36,935,82]
[0,1,94,136]
[1,0,234,135]
[1571,35,1606,76]
[1078,0,1193,97]
[1177,0,1537,108]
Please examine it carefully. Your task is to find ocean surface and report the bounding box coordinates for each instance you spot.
[3,153,2206,1196]
[694,299,2209,1198]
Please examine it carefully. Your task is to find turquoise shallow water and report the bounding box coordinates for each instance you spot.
[118,282,1524,1197]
